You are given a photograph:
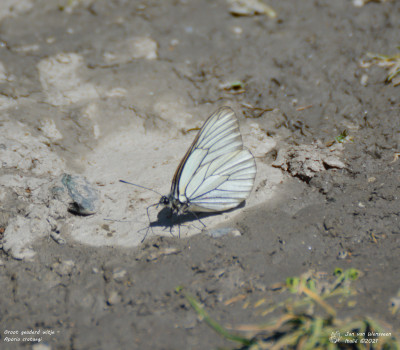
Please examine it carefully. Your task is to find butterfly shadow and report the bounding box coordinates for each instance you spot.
[145,201,247,239]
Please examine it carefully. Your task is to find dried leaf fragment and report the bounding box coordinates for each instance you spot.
[361,51,400,86]
[227,0,276,18]
[353,0,391,7]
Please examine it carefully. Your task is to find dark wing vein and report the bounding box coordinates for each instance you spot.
[170,106,256,212]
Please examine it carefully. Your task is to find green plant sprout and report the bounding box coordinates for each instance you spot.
[178,269,399,349]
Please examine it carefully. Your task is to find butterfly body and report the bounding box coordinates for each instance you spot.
[160,106,256,216]
[159,194,189,215]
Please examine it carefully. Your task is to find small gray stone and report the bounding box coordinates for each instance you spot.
[50,232,66,245]
[205,227,241,238]
[61,174,100,215]
[32,343,52,350]
[112,268,127,282]
[53,259,75,276]
[107,290,121,305]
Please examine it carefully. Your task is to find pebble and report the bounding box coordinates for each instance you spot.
[32,343,52,350]
[112,268,127,281]
[205,227,241,238]
[360,74,368,86]
[54,259,75,276]
[107,290,121,305]
[61,174,100,215]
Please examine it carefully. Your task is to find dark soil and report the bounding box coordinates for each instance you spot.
[0,0,399,349]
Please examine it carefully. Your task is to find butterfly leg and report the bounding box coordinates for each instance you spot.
[190,211,207,231]
[147,204,156,236]
[139,226,150,243]
[139,203,158,242]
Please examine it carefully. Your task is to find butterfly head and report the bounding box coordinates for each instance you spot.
[159,195,170,207]
[159,194,190,215]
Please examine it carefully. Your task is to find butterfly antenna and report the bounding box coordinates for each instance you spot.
[119,180,162,196]
[140,226,150,243]
[104,218,134,223]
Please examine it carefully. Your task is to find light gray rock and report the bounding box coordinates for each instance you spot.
[61,174,100,215]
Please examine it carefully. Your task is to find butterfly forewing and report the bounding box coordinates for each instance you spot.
[171,106,256,213]
[196,108,237,145]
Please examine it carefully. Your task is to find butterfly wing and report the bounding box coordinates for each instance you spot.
[171,107,256,212]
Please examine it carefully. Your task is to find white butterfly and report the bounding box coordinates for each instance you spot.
[159,106,256,216]
[120,107,256,238]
